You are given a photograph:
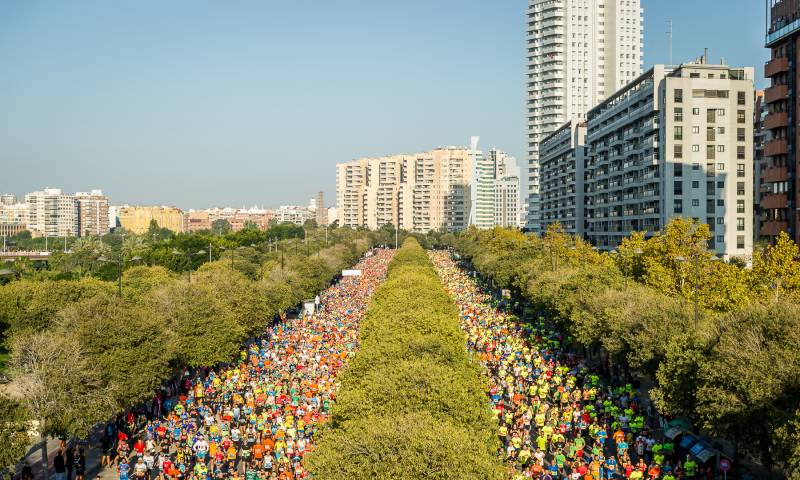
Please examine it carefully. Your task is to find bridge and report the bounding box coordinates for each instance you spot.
[0,251,53,261]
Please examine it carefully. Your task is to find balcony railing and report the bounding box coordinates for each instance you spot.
[765,57,790,77]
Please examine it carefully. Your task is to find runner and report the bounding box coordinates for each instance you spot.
[102,249,392,480]
[430,251,680,480]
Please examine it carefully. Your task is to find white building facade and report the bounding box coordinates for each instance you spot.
[525,0,643,232]
[584,61,755,259]
[25,188,79,237]
[540,121,587,235]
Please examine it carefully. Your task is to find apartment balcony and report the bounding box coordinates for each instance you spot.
[765,57,790,77]
[762,193,789,209]
[765,84,789,104]
[761,220,789,237]
[763,165,789,182]
[765,112,789,129]
[765,138,789,157]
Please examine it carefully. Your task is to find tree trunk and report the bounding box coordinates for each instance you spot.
[40,432,49,480]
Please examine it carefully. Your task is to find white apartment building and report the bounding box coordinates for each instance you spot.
[0,200,29,238]
[494,178,521,228]
[540,121,587,235]
[276,205,314,226]
[336,146,474,233]
[583,60,755,259]
[525,0,643,232]
[25,188,79,237]
[470,143,522,229]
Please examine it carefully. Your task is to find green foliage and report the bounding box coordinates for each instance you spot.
[0,395,30,473]
[307,238,503,479]
[211,219,231,235]
[58,292,172,409]
[454,219,800,475]
[0,277,115,338]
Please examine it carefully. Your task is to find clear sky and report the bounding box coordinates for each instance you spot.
[0,0,767,209]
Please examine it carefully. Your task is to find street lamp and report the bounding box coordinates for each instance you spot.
[99,254,141,297]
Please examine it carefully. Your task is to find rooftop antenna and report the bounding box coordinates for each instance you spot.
[667,20,673,65]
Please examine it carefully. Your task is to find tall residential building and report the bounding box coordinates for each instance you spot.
[0,194,17,206]
[75,190,110,236]
[754,90,769,244]
[540,121,587,235]
[25,188,79,237]
[581,60,755,259]
[762,0,800,242]
[525,0,644,232]
[336,146,474,233]
[315,191,328,226]
[470,142,522,229]
[118,206,185,234]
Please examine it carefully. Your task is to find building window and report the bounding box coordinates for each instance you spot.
[693,107,700,115]
[707,199,716,213]
[717,199,725,207]
[707,145,716,159]
[718,126,726,134]
[717,163,725,171]
[718,109,726,116]
[674,181,683,195]
[737,235,745,249]
[737,91,746,105]
[707,127,715,141]
[674,126,683,140]
[707,109,716,123]
[692,163,700,170]
[674,145,683,158]
[737,182,745,195]
[717,217,724,225]
[692,126,700,134]
[717,181,724,188]
[717,235,725,243]
[675,89,683,103]
[737,199,745,213]
[692,181,700,188]
[692,199,700,207]
[675,163,683,177]
[737,164,745,177]
[674,199,683,213]
[737,128,746,142]
[737,110,746,123]
[717,145,725,152]
[674,108,683,121]
[692,145,700,152]
[737,218,745,231]
[737,146,746,159]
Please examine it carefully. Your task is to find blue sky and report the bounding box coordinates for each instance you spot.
[0,0,767,209]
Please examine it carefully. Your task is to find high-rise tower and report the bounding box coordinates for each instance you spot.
[525,0,644,232]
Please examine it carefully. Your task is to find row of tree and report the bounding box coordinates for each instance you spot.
[306,238,505,479]
[451,220,800,477]
[0,224,388,472]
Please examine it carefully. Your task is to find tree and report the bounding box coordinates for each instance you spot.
[10,330,118,437]
[211,219,231,236]
[0,395,31,474]
[752,231,800,301]
[154,282,245,367]
[57,293,172,408]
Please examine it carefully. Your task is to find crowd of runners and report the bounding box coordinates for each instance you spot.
[94,249,392,480]
[431,251,709,480]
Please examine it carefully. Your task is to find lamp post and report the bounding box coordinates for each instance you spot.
[100,254,141,297]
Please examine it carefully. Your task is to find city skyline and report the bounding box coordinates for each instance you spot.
[0,0,766,208]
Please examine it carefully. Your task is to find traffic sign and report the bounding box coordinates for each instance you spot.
[719,459,731,472]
